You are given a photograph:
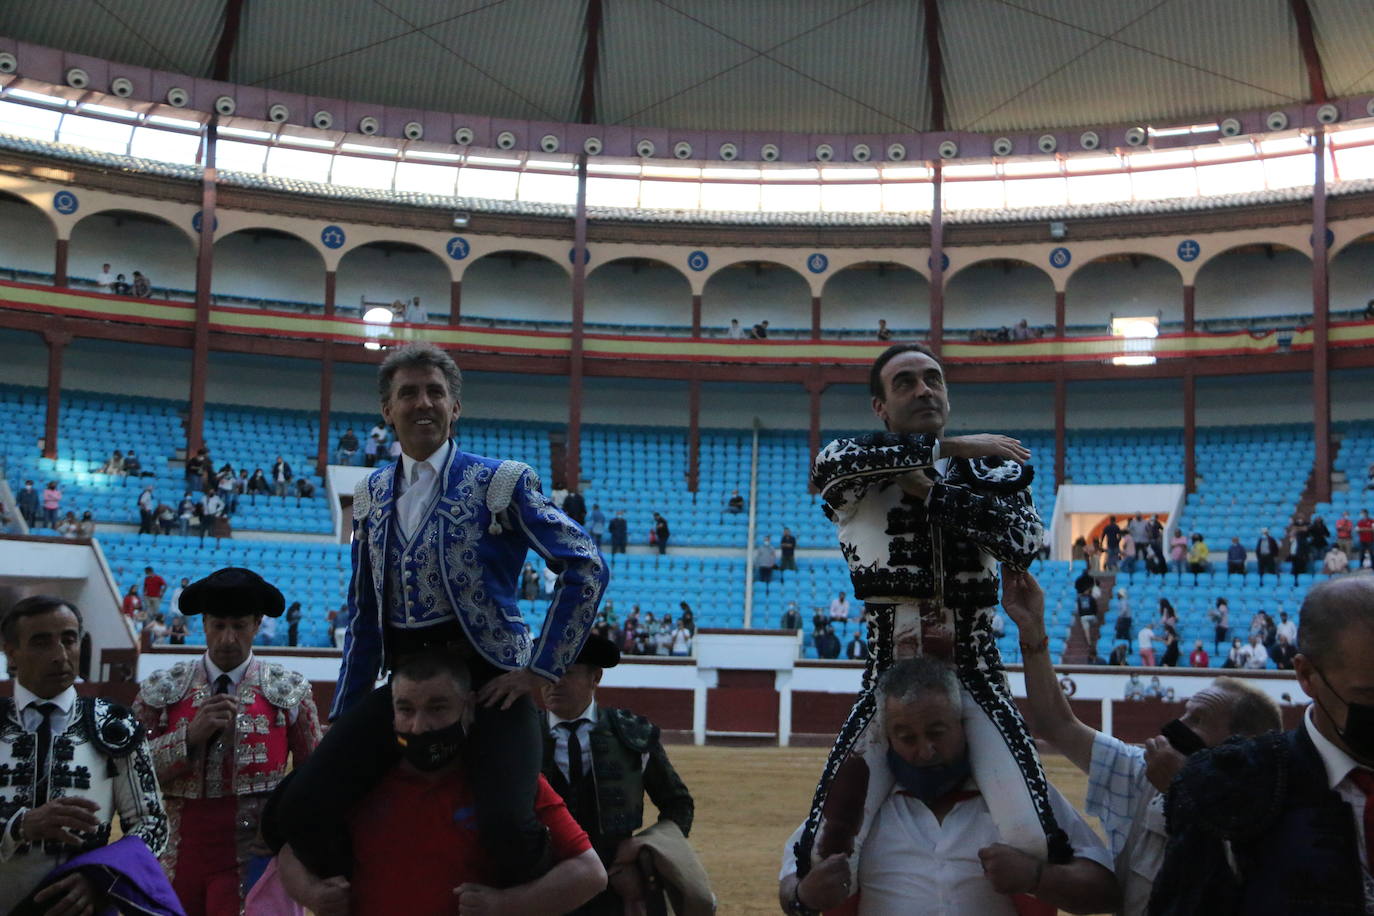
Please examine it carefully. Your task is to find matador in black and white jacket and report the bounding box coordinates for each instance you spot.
[791,344,1072,901]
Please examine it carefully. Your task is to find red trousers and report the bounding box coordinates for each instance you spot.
[173,796,242,916]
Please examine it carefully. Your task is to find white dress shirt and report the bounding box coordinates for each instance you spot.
[204,653,298,723]
[12,683,78,736]
[395,440,451,540]
[779,779,1111,916]
[548,700,597,784]
[1303,708,1374,906]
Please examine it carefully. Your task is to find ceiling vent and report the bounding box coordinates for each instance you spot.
[815,143,834,162]
[65,67,90,89]
[1124,127,1147,147]
[110,77,134,98]
[1265,111,1289,132]
[887,142,907,161]
[1316,103,1340,125]
[718,142,738,161]
[992,137,1014,157]
[1079,130,1100,150]
[268,103,290,123]
[1219,118,1242,138]
[358,116,380,135]
[1037,134,1058,154]
[495,130,517,149]
[673,140,693,159]
[852,143,872,162]
[166,86,189,107]
[214,95,236,116]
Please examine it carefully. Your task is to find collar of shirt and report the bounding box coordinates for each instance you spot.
[397,440,452,497]
[549,700,597,731]
[205,653,253,690]
[13,683,78,733]
[1304,705,1368,792]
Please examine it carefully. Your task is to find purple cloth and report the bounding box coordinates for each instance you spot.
[14,836,184,916]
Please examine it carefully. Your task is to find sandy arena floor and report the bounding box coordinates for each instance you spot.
[656,744,1099,915]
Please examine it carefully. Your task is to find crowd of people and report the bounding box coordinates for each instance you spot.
[95,262,152,297]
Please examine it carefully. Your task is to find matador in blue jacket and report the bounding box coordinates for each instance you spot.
[273,343,608,885]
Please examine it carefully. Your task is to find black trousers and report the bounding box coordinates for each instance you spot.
[272,637,549,885]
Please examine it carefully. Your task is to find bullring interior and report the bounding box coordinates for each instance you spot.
[0,3,1371,910]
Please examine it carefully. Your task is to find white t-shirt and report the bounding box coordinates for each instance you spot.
[779,780,1111,916]
[1137,627,1155,651]
[830,598,850,621]
[97,269,113,288]
[727,323,743,339]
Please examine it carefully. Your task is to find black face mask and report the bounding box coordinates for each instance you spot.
[1315,668,1374,761]
[1161,718,1207,756]
[886,747,971,806]
[395,718,467,771]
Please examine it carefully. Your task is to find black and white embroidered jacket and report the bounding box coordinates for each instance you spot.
[0,694,168,911]
[811,432,1043,609]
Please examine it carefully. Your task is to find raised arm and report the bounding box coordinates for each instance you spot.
[514,468,610,681]
[928,471,1044,569]
[1000,570,1096,771]
[810,433,940,514]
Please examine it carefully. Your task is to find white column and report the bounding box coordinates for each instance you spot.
[776,670,794,747]
[1101,696,1113,738]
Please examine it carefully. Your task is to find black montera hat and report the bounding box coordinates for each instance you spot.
[575,633,620,669]
[178,567,285,618]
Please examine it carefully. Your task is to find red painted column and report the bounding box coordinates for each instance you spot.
[54,239,69,288]
[316,270,337,473]
[1311,128,1331,503]
[810,295,822,338]
[1182,284,1195,334]
[449,279,462,326]
[687,378,701,493]
[928,163,945,354]
[1183,371,1196,494]
[691,293,702,338]
[187,126,217,457]
[42,329,70,459]
[1055,290,1066,337]
[1054,374,1066,488]
[566,156,589,490]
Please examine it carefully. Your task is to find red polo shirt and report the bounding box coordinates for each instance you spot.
[143,574,167,598]
[350,769,590,915]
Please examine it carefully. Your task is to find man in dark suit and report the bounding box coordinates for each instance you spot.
[543,635,703,914]
[1151,576,1374,914]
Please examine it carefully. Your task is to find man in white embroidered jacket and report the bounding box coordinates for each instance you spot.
[273,342,608,888]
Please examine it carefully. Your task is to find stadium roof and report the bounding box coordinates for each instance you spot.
[1,0,1372,135]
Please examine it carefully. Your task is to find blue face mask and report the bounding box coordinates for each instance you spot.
[886,747,971,805]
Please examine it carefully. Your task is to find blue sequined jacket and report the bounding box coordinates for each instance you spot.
[332,444,608,718]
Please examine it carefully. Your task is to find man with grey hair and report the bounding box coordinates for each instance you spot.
[1151,576,1374,914]
[274,342,608,887]
[778,655,1117,915]
[1002,569,1281,914]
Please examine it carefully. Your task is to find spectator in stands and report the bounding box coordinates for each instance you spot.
[1208,597,1230,655]
[1127,511,1150,553]
[726,489,745,513]
[727,318,743,340]
[750,319,769,339]
[1147,513,1165,554]
[175,492,196,537]
[828,591,850,636]
[286,601,303,647]
[781,602,802,630]
[1356,508,1373,569]
[540,564,557,600]
[609,509,628,557]
[814,622,841,659]
[1225,536,1246,576]
[112,273,131,295]
[168,577,189,615]
[404,296,428,324]
[1011,318,1032,341]
[185,447,209,493]
[122,449,142,477]
[365,421,386,467]
[520,563,539,603]
[131,270,150,298]
[1137,622,1157,667]
[1366,462,1374,492]
[336,428,360,465]
[1157,598,1179,637]
[330,603,346,648]
[1124,672,1145,699]
[294,477,316,502]
[1113,588,1133,641]
[677,603,696,636]
[563,489,586,526]
[387,438,402,464]
[122,585,142,619]
[670,618,693,657]
[1323,542,1349,574]
[1240,633,1269,669]
[875,319,893,341]
[100,449,125,475]
[97,262,113,289]
[135,484,155,534]
[271,455,293,497]
[587,504,605,549]
[550,482,568,509]
[1074,585,1098,644]
[779,526,797,577]
[258,612,277,646]
[1100,515,1122,570]
[16,479,38,528]
[1271,632,1297,669]
[164,613,186,646]
[1255,526,1280,581]
[247,468,271,501]
[40,480,61,529]
[56,511,79,538]
[213,463,236,515]
[1189,640,1210,668]
[1308,513,1330,567]
[1160,630,1180,667]
[1260,610,1279,653]
[142,566,167,617]
[1143,676,1163,699]
[1276,610,1297,646]
[1186,532,1211,581]
[0,503,14,535]
[77,510,95,538]
[1118,529,1137,579]
[652,511,670,560]
[1335,509,1354,555]
[1288,516,1310,584]
[845,630,867,660]
[201,490,226,541]
[1108,643,1130,666]
[755,536,776,594]
[1071,535,1089,568]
